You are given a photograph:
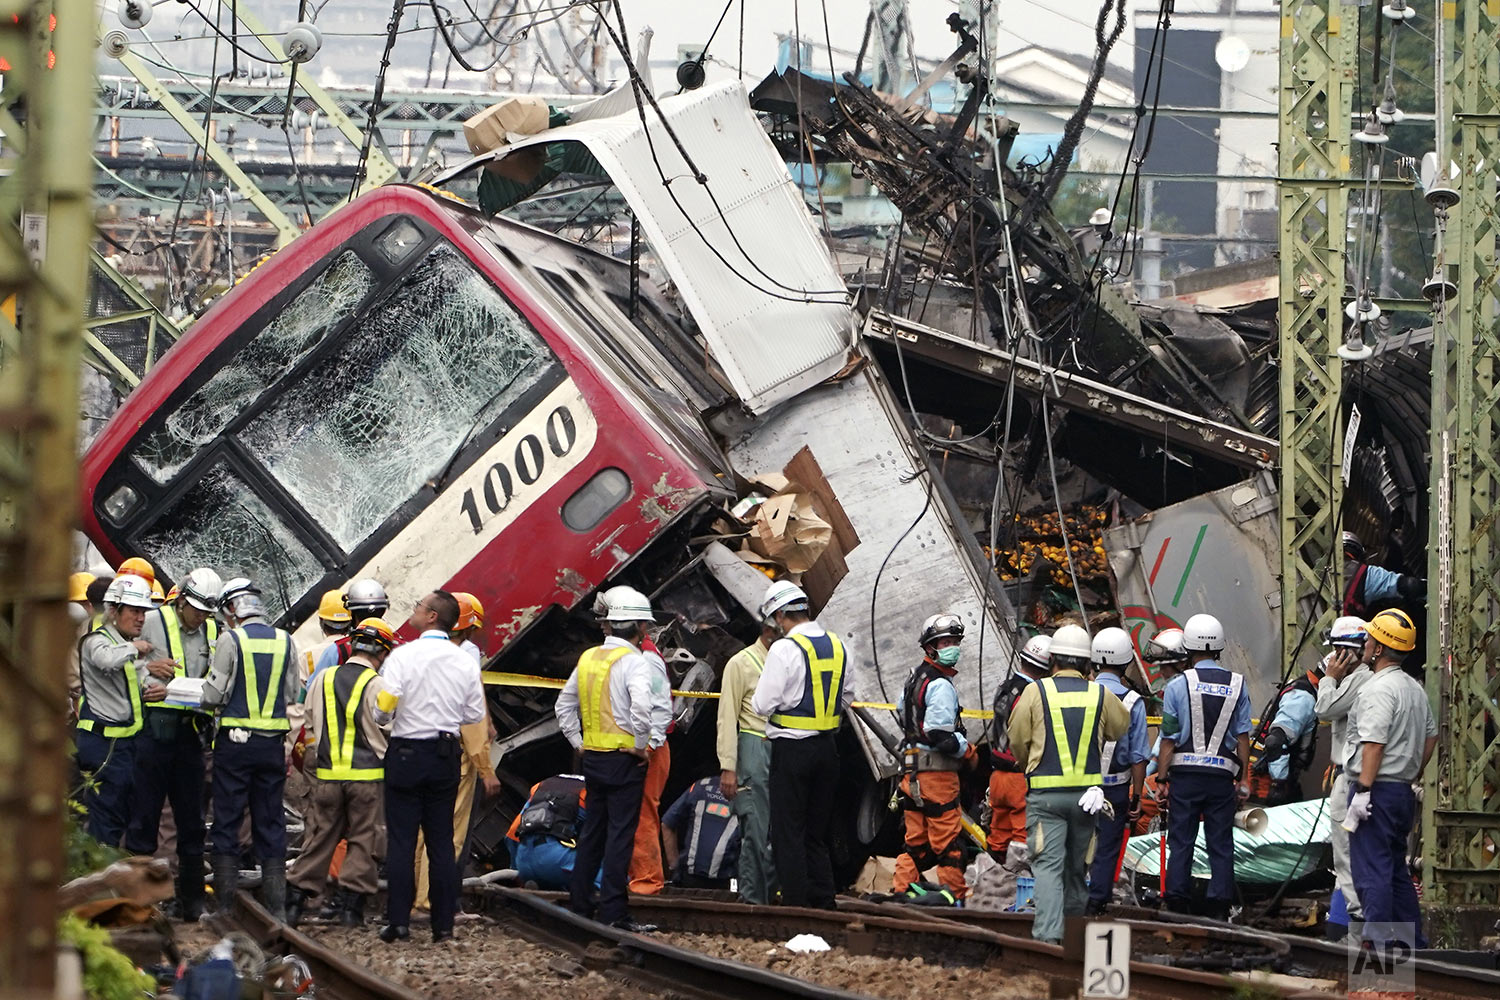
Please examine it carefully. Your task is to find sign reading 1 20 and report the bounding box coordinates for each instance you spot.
[457,405,577,535]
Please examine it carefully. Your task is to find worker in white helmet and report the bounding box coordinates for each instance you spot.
[750,580,854,910]
[1085,627,1149,915]
[1313,616,1372,938]
[555,585,667,934]
[986,633,1052,860]
[1007,624,1130,944]
[1155,612,1253,919]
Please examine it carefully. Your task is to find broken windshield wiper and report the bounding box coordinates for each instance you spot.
[427,368,528,492]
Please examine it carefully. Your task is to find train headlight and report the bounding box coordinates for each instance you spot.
[375,219,424,265]
[102,484,140,523]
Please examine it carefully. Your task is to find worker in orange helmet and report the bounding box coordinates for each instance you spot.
[118,556,155,584]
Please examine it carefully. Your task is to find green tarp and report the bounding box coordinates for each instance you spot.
[1123,799,1332,884]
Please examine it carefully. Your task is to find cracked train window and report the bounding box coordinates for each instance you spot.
[239,243,558,552]
[132,252,376,483]
[136,463,324,624]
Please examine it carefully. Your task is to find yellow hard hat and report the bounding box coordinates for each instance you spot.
[317,588,352,624]
[149,579,166,605]
[69,571,96,602]
[454,592,484,631]
[1367,609,1417,652]
[349,616,398,653]
[118,557,155,584]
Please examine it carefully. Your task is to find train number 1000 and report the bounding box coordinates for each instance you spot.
[456,405,577,535]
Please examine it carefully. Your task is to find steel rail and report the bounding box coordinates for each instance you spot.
[490,888,1332,999]
[226,891,414,1000]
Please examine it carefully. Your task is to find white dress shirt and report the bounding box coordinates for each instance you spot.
[1314,661,1373,769]
[459,638,482,664]
[751,622,856,740]
[376,630,486,739]
[555,636,668,751]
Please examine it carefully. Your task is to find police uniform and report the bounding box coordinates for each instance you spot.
[1008,666,1129,943]
[556,636,664,926]
[506,775,587,890]
[1087,671,1148,911]
[894,658,970,897]
[124,605,218,910]
[75,623,147,845]
[290,654,388,915]
[715,638,774,903]
[1159,660,1253,917]
[662,776,742,889]
[750,623,852,910]
[202,616,300,910]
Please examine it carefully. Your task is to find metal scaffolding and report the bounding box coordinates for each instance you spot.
[0,0,96,988]
[1276,1,1354,670]
[1425,0,1500,905]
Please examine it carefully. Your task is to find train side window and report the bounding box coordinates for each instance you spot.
[561,468,631,532]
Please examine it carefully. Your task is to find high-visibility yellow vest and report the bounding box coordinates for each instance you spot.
[577,645,636,752]
[77,627,144,739]
[1027,675,1106,790]
[219,625,291,732]
[315,664,382,781]
[152,606,218,712]
[769,631,846,732]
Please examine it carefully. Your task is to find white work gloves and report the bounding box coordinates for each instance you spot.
[1079,786,1110,816]
[1343,788,1373,833]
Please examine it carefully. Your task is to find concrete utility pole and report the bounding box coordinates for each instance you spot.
[0,0,96,989]
[1424,0,1500,905]
[1275,1,1354,672]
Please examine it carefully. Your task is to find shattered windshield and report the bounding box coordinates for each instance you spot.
[238,243,556,552]
[133,252,376,483]
[136,463,324,623]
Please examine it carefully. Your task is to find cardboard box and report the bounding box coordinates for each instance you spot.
[463,96,551,153]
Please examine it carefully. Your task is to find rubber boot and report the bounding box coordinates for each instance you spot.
[316,887,345,920]
[178,855,207,922]
[212,856,240,914]
[260,857,288,923]
[284,886,310,928]
[341,893,366,928]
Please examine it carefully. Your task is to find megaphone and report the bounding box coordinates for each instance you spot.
[1235,807,1269,836]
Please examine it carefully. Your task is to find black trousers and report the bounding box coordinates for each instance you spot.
[571,750,646,925]
[125,712,207,859]
[210,732,285,859]
[384,735,461,934]
[75,730,138,847]
[770,733,839,909]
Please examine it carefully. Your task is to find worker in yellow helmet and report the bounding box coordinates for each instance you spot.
[69,571,96,623]
[1342,609,1436,953]
[149,579,166,607]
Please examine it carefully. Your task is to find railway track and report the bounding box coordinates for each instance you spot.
[219,885,1499,1000]
[842,897,1500,1000]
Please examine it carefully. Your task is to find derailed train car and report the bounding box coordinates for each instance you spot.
[79,80,1018,875]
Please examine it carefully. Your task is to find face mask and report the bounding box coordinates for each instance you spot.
[935,646,961,667]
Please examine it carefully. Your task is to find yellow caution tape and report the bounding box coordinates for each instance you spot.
[482,670,1163,726]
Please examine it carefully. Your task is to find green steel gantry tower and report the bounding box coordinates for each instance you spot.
[1425,0,1500,904]
[1277,1,1353,674]
[0,0,96,989]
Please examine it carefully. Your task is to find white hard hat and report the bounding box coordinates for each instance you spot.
[1146,627,1187,662]
[919,612,965,647]
[109,574,155,610]
[1049,624,1093,661]
[1182,613,1226,653]
[1326,615,1368,649]
[759,580,809,621]
[1018,634,1052,672]
[1091,626,1135,668]
[344,578,388,615]
[181,568,223,613]
[599,585,656,624]
[218,577,264,618]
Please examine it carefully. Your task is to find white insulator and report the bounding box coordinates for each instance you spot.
[1381,1,1416,21]
[1355,113,1389,145]
[119,0,151,29]
[103,29,130,58]
[1345,296,1382,323]
[283,22,323,64]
